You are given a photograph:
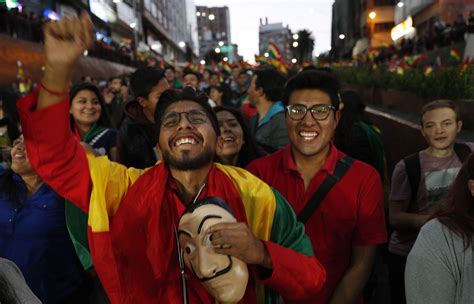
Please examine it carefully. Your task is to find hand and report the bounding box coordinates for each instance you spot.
[43,11,93,69]
[208,222,272,268]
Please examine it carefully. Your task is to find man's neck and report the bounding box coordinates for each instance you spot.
[170,164,213,203]
[292,145,331,191]
[256,98,273,123]
[426,145,455,158]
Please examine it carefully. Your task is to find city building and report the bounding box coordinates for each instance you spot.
[331,0,362,59]
[259,18,292,62]
[362,0,397,48]
[196,5,233,62]
[142,0,198,63]
[393,0,474,42]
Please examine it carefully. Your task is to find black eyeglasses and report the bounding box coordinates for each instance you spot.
[286,104,336,121]
[161,110,208,128]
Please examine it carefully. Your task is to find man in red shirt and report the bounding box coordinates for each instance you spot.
[247,70,387,303]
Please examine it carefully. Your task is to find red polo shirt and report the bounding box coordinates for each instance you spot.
[247,144,387,303]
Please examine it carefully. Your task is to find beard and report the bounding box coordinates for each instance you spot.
[162,146,215,171]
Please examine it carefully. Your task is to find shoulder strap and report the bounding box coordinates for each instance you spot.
[297,156,355,224]
[403,152,421,203]
[453,143,471,163]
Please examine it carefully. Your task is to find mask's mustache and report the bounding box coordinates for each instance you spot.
[191,255,233,282]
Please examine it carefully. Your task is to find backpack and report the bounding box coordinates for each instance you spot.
[403,143,471,202]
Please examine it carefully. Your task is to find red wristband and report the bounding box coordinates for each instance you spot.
[40,81,69,97]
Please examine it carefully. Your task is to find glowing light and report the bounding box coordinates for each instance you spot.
[179,41,186,48]
[215,47,221,53]
[218,41,224,46]
[292,41,299,47]
[200,60,206,65]
[223,57,228,62]
[369,11,376,20]
[291,58,297,63]
[339,34,345,40]
[397,2,404,8]
[208,14,215,20]
[293,34,299,40]
[264,52,269,57]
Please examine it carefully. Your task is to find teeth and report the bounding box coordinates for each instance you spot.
[299,131,319,140]
[224,137,234,142]
[175,137,197,146]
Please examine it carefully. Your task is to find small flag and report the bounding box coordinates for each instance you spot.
[450,48,462,62]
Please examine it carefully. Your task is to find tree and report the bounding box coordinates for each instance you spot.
[293,29,315,63]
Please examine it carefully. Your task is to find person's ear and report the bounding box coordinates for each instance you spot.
[456,120,463,133]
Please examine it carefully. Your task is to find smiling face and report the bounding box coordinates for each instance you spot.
[158,101,217,171]
[286,89,339,160]
[178,204,249,303]
[216,111,244,165]
[70,89,101,127]
[10,136,34,175]
[183,74,200,89]
[421,107,461,152]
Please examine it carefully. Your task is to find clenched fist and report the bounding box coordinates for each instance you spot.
[43,11,94,68]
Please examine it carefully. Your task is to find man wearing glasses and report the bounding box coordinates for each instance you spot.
[17,13,325,303]
[247,70,387,304]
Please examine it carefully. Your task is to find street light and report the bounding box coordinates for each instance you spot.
[129,22,136,29]
[291,58,297,63]
[292,41,299,47]
[223,57,228,62]
[397,2,404,8]
[315,53,320,57]
[215,47,221,53]
[179,41,186,48]
[200,60,206,65]
[264,52,269,57]
[339,34,345,40]
[196,12,201,16]
[209,14,215,21]
[293,34,299,40]
[369,11,376,20]
[218,41,224,46]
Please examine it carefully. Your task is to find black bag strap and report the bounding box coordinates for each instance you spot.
[403,152,421,203]
[297,156,355,224]
[454,143,472,163]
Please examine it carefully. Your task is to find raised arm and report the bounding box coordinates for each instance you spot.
[39,12,93,109]
[18,12,94,211]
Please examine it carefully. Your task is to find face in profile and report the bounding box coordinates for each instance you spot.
[178,203,249,303]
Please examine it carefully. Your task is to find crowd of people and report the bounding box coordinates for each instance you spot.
[0,11,473,304]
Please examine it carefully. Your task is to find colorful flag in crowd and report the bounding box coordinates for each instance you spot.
[450,48,462,62]
[423,65,433,76]
[266,42,282,59]
[460,58,471,73]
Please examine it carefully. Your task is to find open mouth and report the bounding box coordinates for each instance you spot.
[222,136,236,143]
[171,133,202,147]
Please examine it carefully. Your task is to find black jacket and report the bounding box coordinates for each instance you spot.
[117,100,158,169]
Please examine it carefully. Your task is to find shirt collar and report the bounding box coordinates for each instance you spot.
[257,101,285,127]
[282,143,341,175]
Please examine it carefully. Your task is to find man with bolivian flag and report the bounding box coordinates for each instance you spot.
[17,12,326,303]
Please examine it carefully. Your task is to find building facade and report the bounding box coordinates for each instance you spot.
[259,18,292,62]
[331,0,362,59]
[196,5,232,62]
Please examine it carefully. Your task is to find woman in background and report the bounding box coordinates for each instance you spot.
[0,136,85,303]
[406,153,474,303]
[214,106,264,168]
[69,82,117,160]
